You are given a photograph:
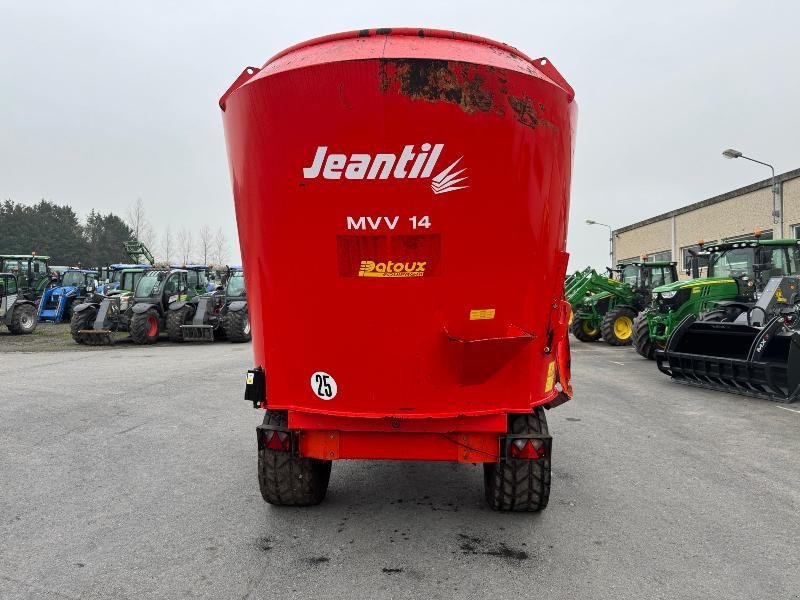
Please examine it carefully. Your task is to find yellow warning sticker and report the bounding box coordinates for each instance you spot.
[469,308,496,320]
[246,373,254,385]
[545,361,556,393]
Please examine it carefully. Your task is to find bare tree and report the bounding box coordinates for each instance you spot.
[125,198,152,245]
[198,225,213,265]
[177,228,194,265]
[160,226,174,264]
[212,227,229,265]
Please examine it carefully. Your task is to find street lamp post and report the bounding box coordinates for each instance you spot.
[722,149,783,238]
[586,219,613,264]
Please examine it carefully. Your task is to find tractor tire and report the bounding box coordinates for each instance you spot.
[130,308,160,344]
[484,408,550,512]
[166,306,193,342]
[8,303,37,335]
[601,306,637,346]
[224,308,252,343]
[70,307,96,344]
[632,312,657,359]
[570,318,601,342]
[257,410,332,506]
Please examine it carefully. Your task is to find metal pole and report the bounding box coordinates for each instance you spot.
[739,155,782,238]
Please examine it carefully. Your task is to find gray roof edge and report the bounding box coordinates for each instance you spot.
[613,167,800,235]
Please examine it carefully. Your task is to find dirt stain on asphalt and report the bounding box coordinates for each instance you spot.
[566,417,582,422]
[254,536,273,552]
[382,567,403,573]
[457,534,529,561]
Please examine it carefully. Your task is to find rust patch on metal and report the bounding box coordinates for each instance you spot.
[376,28,392,35]
[507,94,554,130]
[378,59,496,114]
[357,29,370,37]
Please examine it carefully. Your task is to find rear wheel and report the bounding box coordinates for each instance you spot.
[601,306,637,346]
[225,308,252,343]
[570,318,601,342]
[70,307,96,344]
[484,408,550,512]
[632,312,657,359]
[166,306,193,342]
[257,410,332,506]
[130,308,160,344]
[8,303,37,335]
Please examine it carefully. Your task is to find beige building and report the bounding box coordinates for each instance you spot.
[613,168,800,275]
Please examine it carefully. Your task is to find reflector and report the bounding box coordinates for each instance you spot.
[510,438,546,459]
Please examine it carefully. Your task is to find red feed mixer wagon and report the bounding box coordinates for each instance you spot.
[220,28,577,511]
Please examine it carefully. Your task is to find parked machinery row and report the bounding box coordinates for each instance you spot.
[567,237,800,403]
[72,265,251,346]
[0,245,251,346]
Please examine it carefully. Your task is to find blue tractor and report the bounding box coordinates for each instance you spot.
[37,269,99,323]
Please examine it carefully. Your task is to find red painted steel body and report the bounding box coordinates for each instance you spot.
[221,28,577,461]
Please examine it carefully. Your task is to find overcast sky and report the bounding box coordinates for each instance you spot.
[2,1,799,268]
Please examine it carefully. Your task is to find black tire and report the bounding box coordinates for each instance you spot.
[70,307,97,344]
[166,306,193,342]
[8,303,37,335]
[224,308,252,343]
[129,308,160,344]
[601,305,637,346]
[632,312,657,359]
[257,410,332,506]
[484,408,550,512]
[570,318,601,342]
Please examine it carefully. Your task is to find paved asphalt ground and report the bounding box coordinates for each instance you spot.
[1,334,799,600]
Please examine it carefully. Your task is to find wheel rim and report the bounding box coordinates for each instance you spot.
[147,315,158,337]
[614,315,634,340]
[21,313,33,329]
[243,315,251,335]
[581,320,599,336]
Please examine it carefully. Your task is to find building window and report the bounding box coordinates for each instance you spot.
[645,250,671,263]
[681,244,714,271]
[793,225,800,239]
[723,230,773,242]
[617,256,639,265]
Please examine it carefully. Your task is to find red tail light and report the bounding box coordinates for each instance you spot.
[263,430,291,452]
[510,438,546,459]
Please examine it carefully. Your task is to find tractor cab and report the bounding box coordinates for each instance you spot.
[225,268,246,300]
[96,263,151,295]
[134,269,195,306]
[0,254,52,301]
[169,265,211,294]
[615,261,678,295]
[703,240,800,294]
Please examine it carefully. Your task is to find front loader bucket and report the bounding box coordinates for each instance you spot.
[656,315,800,403]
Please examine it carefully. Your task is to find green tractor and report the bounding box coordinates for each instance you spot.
[0,254,52,301]
[1,272,38,334]
[568,261,678,345]
[632,238,800,359]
